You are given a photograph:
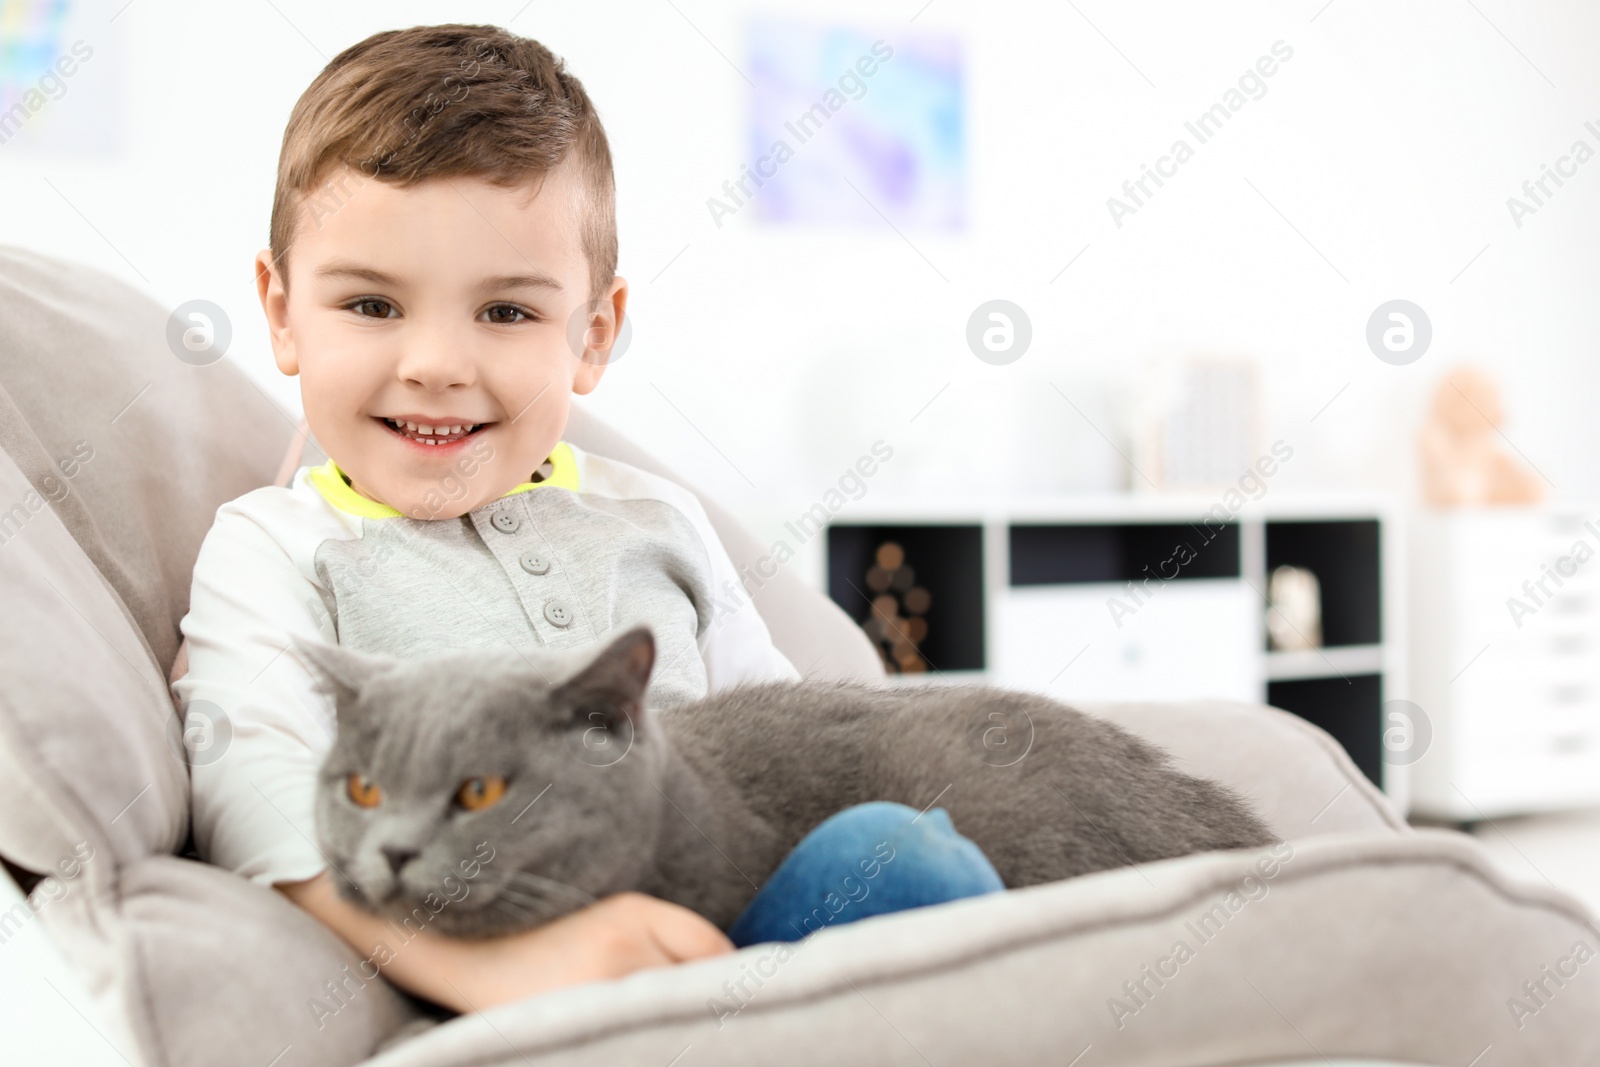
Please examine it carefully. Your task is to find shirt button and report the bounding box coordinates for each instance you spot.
[520,552,551,576]
[544,599,574,628]
[492,511,519,534]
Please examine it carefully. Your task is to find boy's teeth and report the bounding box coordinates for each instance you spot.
[386,418,479,441]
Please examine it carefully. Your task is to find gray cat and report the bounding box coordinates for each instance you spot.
[297,625,1275,939]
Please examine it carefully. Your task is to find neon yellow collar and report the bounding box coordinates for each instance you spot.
[308,440,579,519]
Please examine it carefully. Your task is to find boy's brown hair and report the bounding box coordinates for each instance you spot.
[268,24,616,301]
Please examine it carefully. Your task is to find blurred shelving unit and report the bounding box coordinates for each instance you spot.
[824,494,1407,807]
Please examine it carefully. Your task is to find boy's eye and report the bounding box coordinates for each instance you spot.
[455,775,508,812]
[483,304,530,325]
[346,298,398,319]
[347,773,383,808]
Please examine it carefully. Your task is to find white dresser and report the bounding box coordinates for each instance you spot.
[1409,510,1600,821]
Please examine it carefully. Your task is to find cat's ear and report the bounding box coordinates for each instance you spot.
[555,625,655,730]
[291,637,389,714]
[598,624,657,697]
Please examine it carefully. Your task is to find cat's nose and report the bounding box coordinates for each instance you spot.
[381,845,419,875]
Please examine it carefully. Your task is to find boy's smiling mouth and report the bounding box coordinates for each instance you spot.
[376,415,491,449]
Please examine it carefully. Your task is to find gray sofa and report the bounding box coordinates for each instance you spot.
[1,243,1596,1066]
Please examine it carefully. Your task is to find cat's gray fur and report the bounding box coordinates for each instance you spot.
[298,626,1276,939]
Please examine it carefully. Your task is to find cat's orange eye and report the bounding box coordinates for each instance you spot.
[346,773,383,808]
[456,775,507,812]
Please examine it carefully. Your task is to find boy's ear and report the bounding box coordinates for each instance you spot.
[555,624,655,732]
[254,247,299,377]
[570,276,629,395]
[292,637,390,719]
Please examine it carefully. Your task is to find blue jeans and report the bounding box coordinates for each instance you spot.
[725,801,1005,948]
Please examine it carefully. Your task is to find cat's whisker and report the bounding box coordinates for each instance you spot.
[489,886,572,925]
[501,869,598,906]
[487,890,547,918]
[494,892,551,915]
[487,880,589,926]
[494,881,567,905]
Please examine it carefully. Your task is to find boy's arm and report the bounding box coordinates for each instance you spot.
[175,501,344,887]
[277,873,733,1012]
[677,499,803,689]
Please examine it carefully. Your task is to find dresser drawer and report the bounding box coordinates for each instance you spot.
[993,579,1258,703]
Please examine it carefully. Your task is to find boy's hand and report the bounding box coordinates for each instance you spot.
[277,875,734,1014]
[454,892,734,1010]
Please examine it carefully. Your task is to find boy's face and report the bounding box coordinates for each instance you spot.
[255,164,625,519]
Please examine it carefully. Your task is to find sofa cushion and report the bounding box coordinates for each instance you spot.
[0,445,186,875]
[362,831,1600,1067]
[0,245,292,673]
[117,855,422,1067]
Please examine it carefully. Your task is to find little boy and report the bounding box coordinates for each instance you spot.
[176,23,1000,1014]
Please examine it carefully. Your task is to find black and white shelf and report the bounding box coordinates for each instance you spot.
[820,495,1406,806]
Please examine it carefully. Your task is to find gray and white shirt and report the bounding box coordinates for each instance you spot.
[174,439,797,888]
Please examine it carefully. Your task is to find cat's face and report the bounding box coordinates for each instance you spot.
[296,625,666,938]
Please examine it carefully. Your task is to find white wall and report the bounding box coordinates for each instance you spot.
[4,0,1598,549]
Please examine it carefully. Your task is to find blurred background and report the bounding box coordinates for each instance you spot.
[5,0,1600,900]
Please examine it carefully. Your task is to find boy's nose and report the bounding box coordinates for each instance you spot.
[396,333,477,391]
